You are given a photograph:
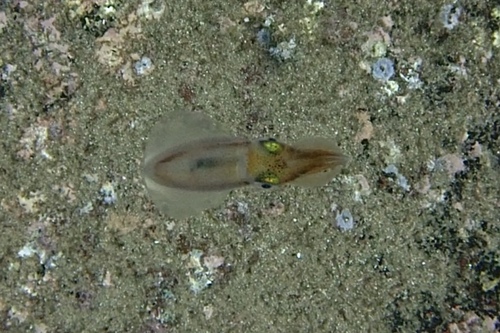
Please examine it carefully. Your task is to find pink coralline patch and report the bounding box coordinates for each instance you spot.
[23,16,39,35]
[447,312,500,333]
[0,11,7,31]
[15,12,77,112]
[355,174,371,194]
[203,255,225,271]
[13,0,29,8]
[380,15,394,30]
[361,26,392,53]
[96,28,125,45]
[260,201,286,217]
[354,111,374,142]
[224,201,250,222]
[94,16,143,71]
[52,183,77,203]
[469,141,483,158]
[415,175,431,194]
[17,122,49,160]
[438,154,466,177]
[50,62,70,76]
[40,16,61,41]
[48,43,70,54]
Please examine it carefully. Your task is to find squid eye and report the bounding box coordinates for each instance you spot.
[256,171,280,186]
[261,183,272,189]
[261,139,283,154]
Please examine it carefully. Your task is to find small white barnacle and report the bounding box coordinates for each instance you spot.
[335,208,354,231]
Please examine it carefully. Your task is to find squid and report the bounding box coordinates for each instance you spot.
[143,110,347,219]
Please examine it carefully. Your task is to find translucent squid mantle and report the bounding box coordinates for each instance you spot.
[143,111,347,219]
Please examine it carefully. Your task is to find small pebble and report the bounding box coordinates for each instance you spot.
[256,28,271,47]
